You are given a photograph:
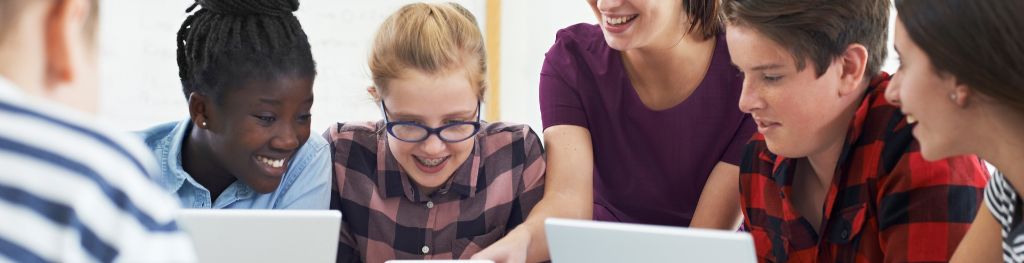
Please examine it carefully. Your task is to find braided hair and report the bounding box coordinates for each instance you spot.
[176,0,316,103]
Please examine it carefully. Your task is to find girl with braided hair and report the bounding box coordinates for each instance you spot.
[139,0,330,209]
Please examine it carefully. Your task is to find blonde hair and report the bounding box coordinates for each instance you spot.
[369,2,487,100]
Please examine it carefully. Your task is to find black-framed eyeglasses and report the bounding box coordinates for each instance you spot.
[381,100,482,143]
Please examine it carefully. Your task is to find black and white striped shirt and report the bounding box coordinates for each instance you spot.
[0,79,195,262]
[985,170,1024,263]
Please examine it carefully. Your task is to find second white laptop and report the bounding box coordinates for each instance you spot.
[546,218,757,263]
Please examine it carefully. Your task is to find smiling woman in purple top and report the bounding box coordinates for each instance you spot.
[473,0,756,262]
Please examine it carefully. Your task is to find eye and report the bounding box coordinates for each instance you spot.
[253,114,276,124]
[762,74,784,83]
[298,113,312,122]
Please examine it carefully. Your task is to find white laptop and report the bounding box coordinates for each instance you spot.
[177,209,342,263]
[545,218,757,263]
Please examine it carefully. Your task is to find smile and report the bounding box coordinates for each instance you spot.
[605,14,638,26]
[415,156,448,167]
[256,155,286,168]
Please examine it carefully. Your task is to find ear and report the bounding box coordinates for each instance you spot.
[188,92,212,130]
[836,44,869,98]
[951,82,972,108]
[367,86,381,102]
[42,0,90,91]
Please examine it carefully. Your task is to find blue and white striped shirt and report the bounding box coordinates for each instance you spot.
[0,78,196,263]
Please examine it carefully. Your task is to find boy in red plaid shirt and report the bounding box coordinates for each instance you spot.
[722,0,989,261]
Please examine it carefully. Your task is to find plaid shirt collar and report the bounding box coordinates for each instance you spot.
[373,121,483,202]
[767,72,893,187]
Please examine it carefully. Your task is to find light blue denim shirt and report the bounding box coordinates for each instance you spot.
[139,118,331,209]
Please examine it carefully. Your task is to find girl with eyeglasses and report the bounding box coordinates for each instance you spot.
[322,3,546,262]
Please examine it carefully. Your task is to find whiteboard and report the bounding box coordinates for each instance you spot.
[98,0,487,132]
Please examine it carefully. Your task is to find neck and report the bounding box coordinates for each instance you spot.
[802,95,864,189]
[621,32,716,92]
[803,133,847,190]
[974,114,1024,190]
[0,4,48,96]
[183,125,236,200]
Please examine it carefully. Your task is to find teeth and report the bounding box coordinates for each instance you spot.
[605,15,636,25]
[257,156,285,168]
[416,156,445,167]
[906,115,918,124]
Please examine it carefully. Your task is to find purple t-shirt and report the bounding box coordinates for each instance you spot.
[539,23,755,227]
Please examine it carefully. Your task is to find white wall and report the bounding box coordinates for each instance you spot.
[97,0,486,132]
[97,1,898,137]
[497,1,595,137]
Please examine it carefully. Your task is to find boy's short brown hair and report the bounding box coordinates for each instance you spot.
[725,0,891,79]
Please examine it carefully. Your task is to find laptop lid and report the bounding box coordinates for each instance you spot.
[177,209,342,263]
[545,218,756,263]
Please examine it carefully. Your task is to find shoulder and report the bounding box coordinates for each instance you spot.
[137,120,182,150]
[553,23,605,46]
[479,122,543,148]
[477,122,545,169]
[546,23,612,68]
[325,121,380,143]
[0,98,184,232]
[322,121,381,170]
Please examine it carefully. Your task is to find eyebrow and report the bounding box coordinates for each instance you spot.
[257,96,314,105]
[389,109,478,120]
[750,64,784,71]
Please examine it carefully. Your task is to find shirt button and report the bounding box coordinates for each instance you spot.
[426,201,434,209]
[421,245,430,254]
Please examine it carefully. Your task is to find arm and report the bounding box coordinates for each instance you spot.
[689,162,743,230]
[474,125,594,263]
[691,114,754,230]
[950,204,1002,263]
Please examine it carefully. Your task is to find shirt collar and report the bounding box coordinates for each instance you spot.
[375,121,483,202]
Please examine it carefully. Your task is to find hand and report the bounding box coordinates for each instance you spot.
[471,227,532,263]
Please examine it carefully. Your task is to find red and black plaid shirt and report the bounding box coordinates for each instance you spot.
[739,72,989,262]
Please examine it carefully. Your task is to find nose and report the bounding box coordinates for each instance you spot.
[418,133,447,156]
[597,0,622,11]
[270,122,302,152]
[885,74,903,106]
[738,79,765,113]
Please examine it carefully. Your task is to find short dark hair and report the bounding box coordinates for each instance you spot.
[683,0,725,40]
[176,0,316,103]
[724,0,891,78]
[896,0,1024,116]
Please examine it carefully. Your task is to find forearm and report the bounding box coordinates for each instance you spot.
[689,162,743,230]
[513,189,592,262]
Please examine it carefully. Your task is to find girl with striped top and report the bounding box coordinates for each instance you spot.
[886,0,1024,262]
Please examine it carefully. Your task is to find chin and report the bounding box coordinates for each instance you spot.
[764,140,805,159]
